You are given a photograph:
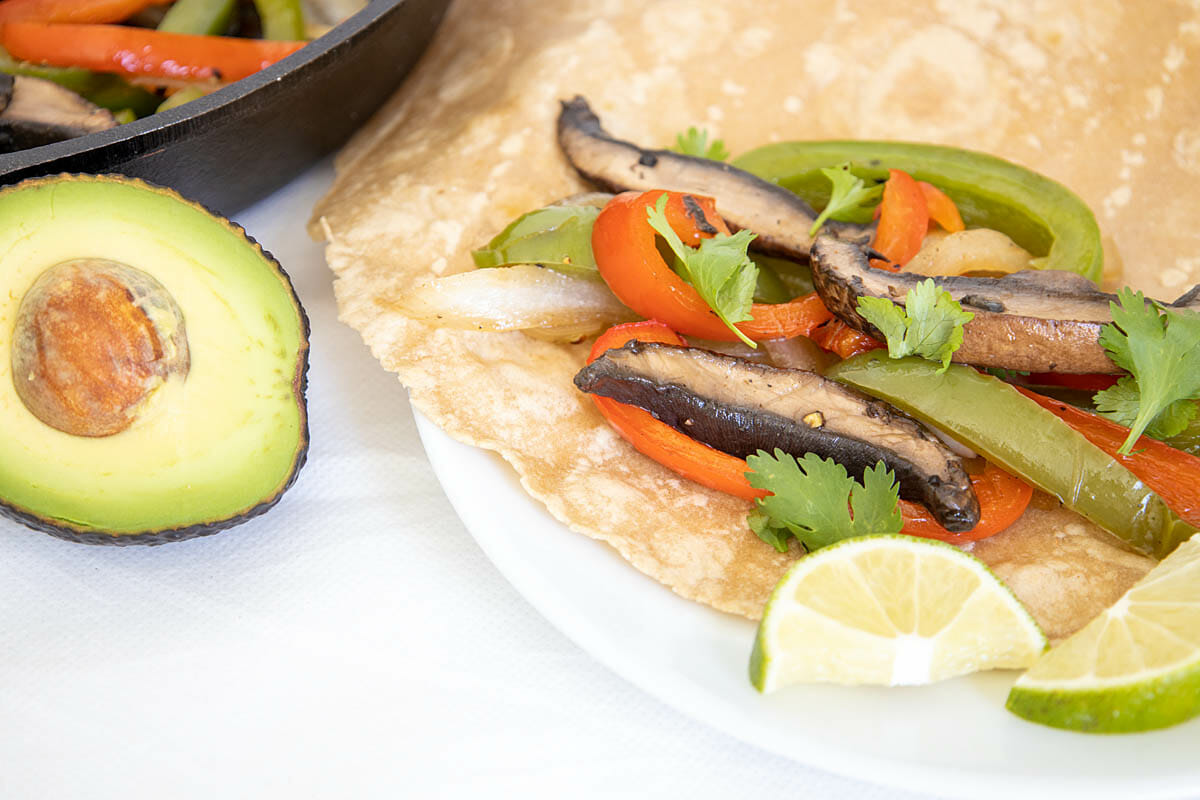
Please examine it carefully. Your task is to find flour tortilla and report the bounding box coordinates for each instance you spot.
[311,0,1200,640]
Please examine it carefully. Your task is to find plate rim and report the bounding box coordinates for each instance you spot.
[413,409,1198,800]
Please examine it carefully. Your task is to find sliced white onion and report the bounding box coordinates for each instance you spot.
[906,228,1034,277]
[388,264,634,343]
[761,336,837,372]
[928,424,978,460]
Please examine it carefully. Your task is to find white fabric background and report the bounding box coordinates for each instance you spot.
[0,163,936,799]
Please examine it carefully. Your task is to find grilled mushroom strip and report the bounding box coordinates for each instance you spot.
[557,96,873,260]
[0,74,116,153]
[810,236,1200,374]
[576,341,980,531]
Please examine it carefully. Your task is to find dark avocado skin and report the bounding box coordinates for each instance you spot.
[0,174,311,545]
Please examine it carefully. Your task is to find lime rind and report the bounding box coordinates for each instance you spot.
[1005,537,1200,732]
[1006,659,1200,733]
[750,534,1046,692]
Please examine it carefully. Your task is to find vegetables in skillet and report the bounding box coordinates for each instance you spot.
[0,0,364,153]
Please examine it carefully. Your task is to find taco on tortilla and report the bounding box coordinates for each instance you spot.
[310,0,1200,641]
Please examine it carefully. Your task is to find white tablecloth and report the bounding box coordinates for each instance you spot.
[0,163,931,800]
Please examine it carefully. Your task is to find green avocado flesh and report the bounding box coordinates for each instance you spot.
[0,175,309,543]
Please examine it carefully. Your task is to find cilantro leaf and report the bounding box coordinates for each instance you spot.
[646,193,758,347]
[985,367,1030,380]
[671,127,730,161]
[856,279,974,372]
[744,450,902,552]
[748,509,793,554]
[808,163,884,237]
[1093,289,1200,453]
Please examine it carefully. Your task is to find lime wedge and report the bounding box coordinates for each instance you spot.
[1007,535,1200,732]
[750,534,1046,690]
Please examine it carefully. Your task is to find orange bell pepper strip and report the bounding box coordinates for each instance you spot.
[587,321,766,502]
[917,181,965,233]
[1018,388,1200,527]
[870,168,928,269]
[0,22,305,83]
[899,464,1033,544]
[0,0,169,24]
[591,191,833,342]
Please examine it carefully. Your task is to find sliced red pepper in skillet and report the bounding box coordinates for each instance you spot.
[0,22,305,84]
[0,0,168,24]
[591,191,833,342]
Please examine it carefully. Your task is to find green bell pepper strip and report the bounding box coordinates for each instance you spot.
[156,86,209,114]
[473,203,808,305]
[253,0,306,41]
[1163,405,1200,458]
[828,353,1196,558]
[0,46,158,117]
[751,253,812,302]
[472,205,601,281]
[733,141,1104,283]
[158,0,237,36]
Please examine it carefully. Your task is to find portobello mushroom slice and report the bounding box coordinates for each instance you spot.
[557,96,873,260]
[0,75,116,153]
[575,340,980,532]
[810,236,1200,374]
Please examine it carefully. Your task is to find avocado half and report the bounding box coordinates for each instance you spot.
[0,174,309,544]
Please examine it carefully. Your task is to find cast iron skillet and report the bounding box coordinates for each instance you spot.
[0,0,449,214]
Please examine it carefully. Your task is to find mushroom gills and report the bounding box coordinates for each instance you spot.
[575,341,980,532]
[0,74,116,153]
[556,96,874,261]
[809,236,1200,374]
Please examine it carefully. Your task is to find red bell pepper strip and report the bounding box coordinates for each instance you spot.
[1023,372,1119,392]
[917,181,965,233]
[870,168,928,269]
[0,0,168,24]
[0,22,305,83]
[1019,388,1200,527]
[899,464,1033,544]
[811,320,883,360]
[591,191,833,342]
[587,321,767,502]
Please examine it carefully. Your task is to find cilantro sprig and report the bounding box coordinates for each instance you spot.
[808,163,883,237]
[646,193,759,347]
[745,450,902,553]
[856,279,974,372]
[670,127,730,161]
[1093,289,1200,454]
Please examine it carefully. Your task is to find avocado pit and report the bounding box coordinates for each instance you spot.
[11,258,190,437]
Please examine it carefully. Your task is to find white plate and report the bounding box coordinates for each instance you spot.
[415,410,1200,800]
